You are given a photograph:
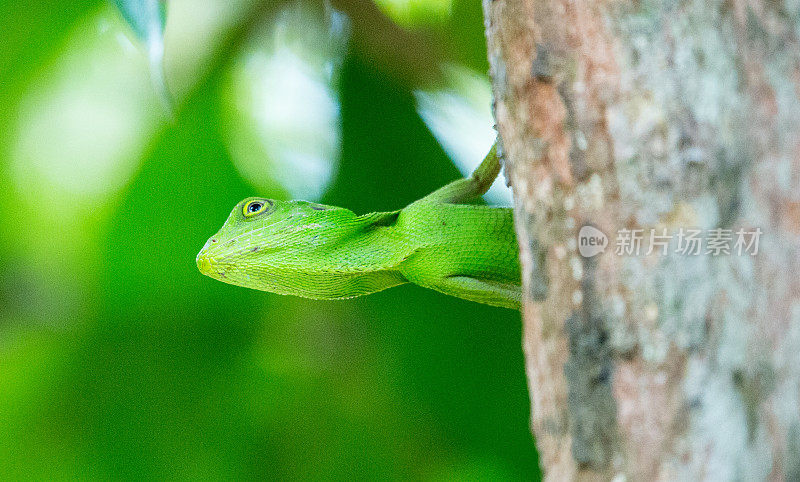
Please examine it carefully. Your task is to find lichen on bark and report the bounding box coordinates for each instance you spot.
[483,0,800,479]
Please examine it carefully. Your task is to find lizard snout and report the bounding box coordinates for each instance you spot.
[196,249,214,276]
[196,238,219,276]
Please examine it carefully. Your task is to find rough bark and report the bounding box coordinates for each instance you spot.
[483,0,800,479]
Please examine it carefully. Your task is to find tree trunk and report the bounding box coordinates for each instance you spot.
[483,0,800,479]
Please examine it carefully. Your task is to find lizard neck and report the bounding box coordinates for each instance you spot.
[313,211,411,273]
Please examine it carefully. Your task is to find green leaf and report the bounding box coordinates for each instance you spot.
[112,0,165,41]
[112,0,173,115]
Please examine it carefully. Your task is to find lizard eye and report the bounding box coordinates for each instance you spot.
[243,200,270,217]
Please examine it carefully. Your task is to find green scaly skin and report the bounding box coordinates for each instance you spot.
[196,145,522,309]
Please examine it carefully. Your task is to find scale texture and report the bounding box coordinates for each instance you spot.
[197,150,522,309]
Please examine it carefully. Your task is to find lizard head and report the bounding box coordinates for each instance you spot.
[196,197,358,292]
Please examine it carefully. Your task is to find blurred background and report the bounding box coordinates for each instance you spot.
[0,0,539,478]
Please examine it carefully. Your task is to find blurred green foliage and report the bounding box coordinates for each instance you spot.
[0,0,540,479]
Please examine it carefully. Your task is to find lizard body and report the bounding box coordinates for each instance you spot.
[197,146,522,309]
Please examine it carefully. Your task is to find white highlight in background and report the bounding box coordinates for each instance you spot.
[415,65,512,206]
[222,5,347,201]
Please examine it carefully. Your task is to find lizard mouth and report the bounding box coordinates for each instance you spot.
[196,249,234,281]
[196,249,214,276]
[196,238,229,279]
[196,237,251,280]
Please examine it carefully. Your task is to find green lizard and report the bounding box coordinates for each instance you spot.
[196,145,522,309]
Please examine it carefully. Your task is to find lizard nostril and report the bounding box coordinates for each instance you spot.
[211,238,217,243]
